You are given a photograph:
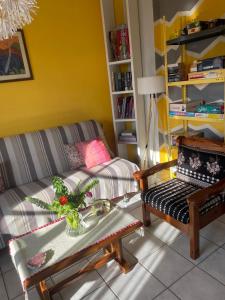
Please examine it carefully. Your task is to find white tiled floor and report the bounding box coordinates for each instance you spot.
[2,172,225,299]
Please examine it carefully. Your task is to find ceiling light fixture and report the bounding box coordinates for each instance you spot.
[0,0,38,40]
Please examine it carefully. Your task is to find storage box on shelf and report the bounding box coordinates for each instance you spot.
[100,0,145,164]
[163,16,225,157]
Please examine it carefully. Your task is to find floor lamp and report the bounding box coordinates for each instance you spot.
[137,76,166,169]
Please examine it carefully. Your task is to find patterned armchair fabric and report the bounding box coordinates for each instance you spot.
[142,178,225,224]
[176,144,225,188]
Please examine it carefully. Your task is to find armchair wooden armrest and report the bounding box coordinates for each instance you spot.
[133,159,177,191]
[187,177,225,207]
[133,159,177,180]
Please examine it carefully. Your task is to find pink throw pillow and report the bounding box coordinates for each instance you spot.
[76,139,111,168]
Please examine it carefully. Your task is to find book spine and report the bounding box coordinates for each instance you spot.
[170,104,186,112]
[111,72,115,91]
[169,111,224,119]
[195,113,224,119]
[169,111,195,117]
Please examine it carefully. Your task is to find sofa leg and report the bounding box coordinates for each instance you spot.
[190,226,200,260]
[142,203,151,226]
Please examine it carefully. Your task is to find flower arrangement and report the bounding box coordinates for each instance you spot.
[26,176,99,230]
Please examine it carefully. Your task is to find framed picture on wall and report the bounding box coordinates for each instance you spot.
[0,30,33,83]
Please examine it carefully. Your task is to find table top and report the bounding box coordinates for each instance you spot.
[9,204,142,289]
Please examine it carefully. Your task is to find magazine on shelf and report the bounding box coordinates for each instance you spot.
[109,25,130,61]
[117,96,134,119]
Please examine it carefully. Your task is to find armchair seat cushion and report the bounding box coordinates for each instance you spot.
[141,178,225,224]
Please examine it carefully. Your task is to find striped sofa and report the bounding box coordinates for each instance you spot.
[0,120,139,249]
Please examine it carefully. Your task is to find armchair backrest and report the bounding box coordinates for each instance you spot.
[176,136,225,188]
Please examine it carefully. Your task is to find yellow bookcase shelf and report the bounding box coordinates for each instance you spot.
[163,16,225,159]
[168,78,225,87]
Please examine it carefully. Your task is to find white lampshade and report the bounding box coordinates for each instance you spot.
[137,76,165,95]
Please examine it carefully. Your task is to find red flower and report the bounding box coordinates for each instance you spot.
[59,195,68,206]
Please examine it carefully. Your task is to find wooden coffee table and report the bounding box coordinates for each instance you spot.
[9,203,142,300]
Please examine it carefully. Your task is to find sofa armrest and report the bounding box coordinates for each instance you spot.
[133,159,177,191]
[187,177,225,207]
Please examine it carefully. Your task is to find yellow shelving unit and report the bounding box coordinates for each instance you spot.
[168,77,225,87]
[169,116,224,123]
[163,16,225,158]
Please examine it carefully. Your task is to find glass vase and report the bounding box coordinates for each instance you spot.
[65,213,85,237]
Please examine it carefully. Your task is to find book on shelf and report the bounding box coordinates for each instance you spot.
[112,72,132,91]
[169,111,224,119]
[120,130,136,136]
[169,111,195,117]
[168,63,186,82]
[170,101,202,112]
[188,69,225,80]
[117,96,134,119]
[109,24,130,61]
[118,131,137,143]
[195,113,224,119]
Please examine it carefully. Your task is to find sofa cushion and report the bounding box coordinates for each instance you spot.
[76,139,111,168]
[177,144,225,187]
[64,144,84,170]
[0,120,110,189]
[0,157,139,248]
[141,178,225,224]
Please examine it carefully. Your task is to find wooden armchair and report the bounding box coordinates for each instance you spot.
[134,136,225,259]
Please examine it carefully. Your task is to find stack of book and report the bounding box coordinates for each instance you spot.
[188,69,225,80]
[170,101,202,112]
[118,131,137,143]
[169,101,224,119]
[168,63,185,82]
[169,111,224,119]
[117,96,134,119]
[109,24,130,61]
[112,72,132,91]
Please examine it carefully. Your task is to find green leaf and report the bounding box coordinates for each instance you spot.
[52,176,69,197]
[25,197,50,210]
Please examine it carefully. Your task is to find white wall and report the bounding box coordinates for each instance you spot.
[138,0,156,76]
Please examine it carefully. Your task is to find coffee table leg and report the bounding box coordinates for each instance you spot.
[111,239,130,273]
[36,280,51,300]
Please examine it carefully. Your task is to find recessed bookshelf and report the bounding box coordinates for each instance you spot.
[100,0,145,163]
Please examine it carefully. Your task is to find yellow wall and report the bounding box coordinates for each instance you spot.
[0,1,114,148]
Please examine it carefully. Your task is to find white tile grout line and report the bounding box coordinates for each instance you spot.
[168,288,182,300]
[84,268,120,300]
[151,288,182,300]
[2,219,225,298]
[2,245,225,300]
[196,245,225,287]
[136,243,195,299]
